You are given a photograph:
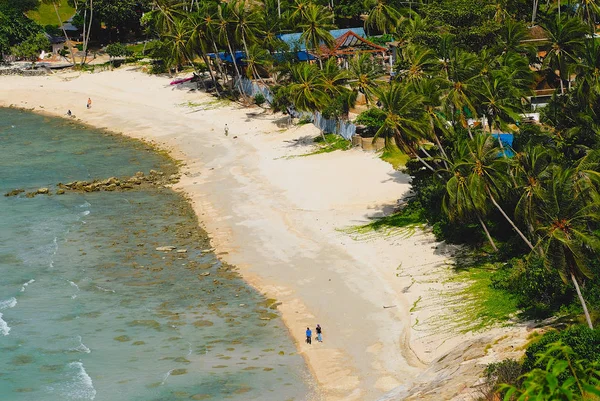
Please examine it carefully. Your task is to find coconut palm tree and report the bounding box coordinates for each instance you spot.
[229,0,264,82]
[364,0,402,35]
[541,15,587,95]
[443,147,499,251]
[397,44,440,84]
[512,145,553,233]
[476,73,526,133]
[188,12,220,95]
[460,134,536,249]
[216,2,244,91]
[348,53,383,105]
[161,18,193,72]
[287,62,329,139]
[534,167,599,328]
[496,18,536,56]
[442,49,480,138]
[41,0,76,65]
[372,83,435,172]
[298,3,335,67]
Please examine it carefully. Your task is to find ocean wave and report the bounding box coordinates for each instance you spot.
[66,362,97,400]
[0,313,10,336]
[79,201,91,208]
[161,368,174,385]
[20,279,35,292]
[0,297,17,310]
[69,281,80,299]
[80,210,90,217]
[94,285,115,293]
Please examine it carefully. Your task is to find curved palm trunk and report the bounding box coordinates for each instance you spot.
[201,54,220,97]
[486,188,535,250]
[53,2,76,65]
[211,41,227,86]
[477,214,498,251]
[571,272,593,329]
[225,37,244,95]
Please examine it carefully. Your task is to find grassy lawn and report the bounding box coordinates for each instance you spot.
[380,144,410,170]
[301,133,351,156]
[27,2,76,27]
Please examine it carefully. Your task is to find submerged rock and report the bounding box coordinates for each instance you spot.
[4,189,24,197]
[156,246,176,251]
[36,188,49,195]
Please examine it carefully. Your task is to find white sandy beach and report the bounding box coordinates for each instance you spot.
[0,68,531,400]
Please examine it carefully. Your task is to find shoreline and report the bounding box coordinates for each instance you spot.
[0,69,530,400]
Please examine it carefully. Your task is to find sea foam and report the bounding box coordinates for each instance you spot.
[20,279,35,292]
[0,313,10,336]
[65,362,97,400]
[0,297,17,336]
[0,297,17,309]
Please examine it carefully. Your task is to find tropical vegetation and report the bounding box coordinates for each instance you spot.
[4,0,600,397]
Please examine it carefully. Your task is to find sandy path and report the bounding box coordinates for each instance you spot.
[0,68,459,400]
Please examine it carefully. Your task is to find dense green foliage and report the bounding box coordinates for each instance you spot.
[0,4,43,57]
[501,341,600,400]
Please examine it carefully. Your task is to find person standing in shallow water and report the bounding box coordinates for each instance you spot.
[316,324,322,342]
[87,98,92,109]
[306,327,312,344]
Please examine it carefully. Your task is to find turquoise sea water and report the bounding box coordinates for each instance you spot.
[0,108,314,401]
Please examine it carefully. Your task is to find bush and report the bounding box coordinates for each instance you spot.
[523,325,600,372]
[491,257,572,318]
[105,43,131,59]
[10,32,49,62]
[354,107,386,138]
[254,93,266,106]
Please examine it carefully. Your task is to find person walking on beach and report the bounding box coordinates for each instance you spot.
[316,324,322,342]
[87,98,92,109]
[305,327,312,344]
[224,124,229,136]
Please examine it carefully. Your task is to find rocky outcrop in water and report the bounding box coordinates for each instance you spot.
[4,170,180,198]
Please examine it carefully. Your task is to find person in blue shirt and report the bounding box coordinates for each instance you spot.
[305,327,312,344]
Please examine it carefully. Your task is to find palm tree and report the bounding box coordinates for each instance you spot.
[442,49,480,138]
[460,134,535,249]
[364,0,402,35]
[41,0,76,65]
[576,0,600,32]
[161,18,193,72]
[298,3,335,67]
[541,15,587,95]
[372,83,435,172]
[411,78,451,163]
[216,2,243,91]
[496,18,536,56]
[243,43,271,84]
[348,53,383,105]
[230,0,264,82]
[443,147,499,251]
[397,44,440,84]
[188,12,220,95]
[534,167,599,328]
[476,72,526,134]
[512,145,553,233]
[287,63,329,139]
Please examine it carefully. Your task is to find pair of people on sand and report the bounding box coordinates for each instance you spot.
[305,324,322,344]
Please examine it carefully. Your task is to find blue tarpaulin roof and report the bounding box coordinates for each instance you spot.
[208,27,366,63]
[277,27,366,51]
[493,133,515,157]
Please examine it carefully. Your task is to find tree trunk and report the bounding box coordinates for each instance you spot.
[81,0,93,66]
[487,188,535,250]
[225,36,244,95]
[53,2,76,65]
[571,272,593,329]
[212,41,227,87]
[477,214,498,251]
[314,112,327,141]
[201,54,220,96]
